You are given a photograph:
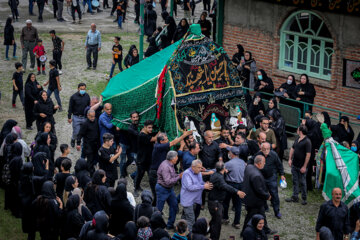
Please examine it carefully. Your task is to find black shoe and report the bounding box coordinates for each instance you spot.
[285,196,299,203]
[301,200,307,205]
[113,19,117,22]
[71,139,75,148]
[93,67,96,70]
[30,13,36,16]
[26,126,33,130]
[87,66,91,70]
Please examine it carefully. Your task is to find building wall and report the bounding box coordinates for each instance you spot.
[222,0,360,119]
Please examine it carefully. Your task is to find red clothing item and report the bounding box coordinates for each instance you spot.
[33,45,46,57]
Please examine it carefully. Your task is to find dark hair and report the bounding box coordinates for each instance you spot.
[215,161,224,172]
[117,178,127,186]
[137,216,150,228]
[60,144,69,153]
[298,125,308,135]
[103,133,114,143]
[49,60,56,67]
[37,39,42,43]
[260,117,269,123]
[236,132,246,140]
[176,220,188,234]
[130,111,139,117]
[78,83,86,88]
[15,62,23,69]
[157,132,166,143]
[221,125,230,131]
[269,97,278,109]
[61,158,72,171]
[300,73,309,84]
[188,142,200,151]
[288,74,295,81]
[5,17,12,28]
[49,30,56,34]
[115,36,121,41]
[144,120,154,127]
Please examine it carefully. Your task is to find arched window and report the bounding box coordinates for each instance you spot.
[279,11,334,80]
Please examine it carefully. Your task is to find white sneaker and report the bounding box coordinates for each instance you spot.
[29,67,34,71]
[59,70,63,75]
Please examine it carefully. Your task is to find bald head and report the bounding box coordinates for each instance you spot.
[91,23,96,31]
[204,130,213,145]
[104,103,112,115]
[261,142,271,156]
[332,187,342,204]
[258,132,267,144]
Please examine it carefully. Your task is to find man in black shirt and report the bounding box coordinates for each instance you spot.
[316,187,350,240]
[286,125,312,205]
[12,62,24,108]
[49,30,64,74]
[98,133,122,187]
[200,130,222,169]
[123,111,140,179]
[149,130,192,205]
[135,120,158,196]
[44,59,62,111]
[68,83,90,147]
[215,126,233,163]
[208,161,245,240]
[77,110,100,175]
[251,142,285,219]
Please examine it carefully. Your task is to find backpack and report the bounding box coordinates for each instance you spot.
[1,163,11,185]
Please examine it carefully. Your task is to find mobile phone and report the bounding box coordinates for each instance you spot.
[241,56,245,61]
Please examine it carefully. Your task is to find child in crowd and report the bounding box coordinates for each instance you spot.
[107,36,123,80]
[137,216,153,240]
[116,0,125,29]
[55,144,71,173]
[54,158,72,201]
[44,59,63,111]
[172,220,189,240]
[12,62,24,108]
[33,39,46,75]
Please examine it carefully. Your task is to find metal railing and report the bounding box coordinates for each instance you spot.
[242,87,360,131]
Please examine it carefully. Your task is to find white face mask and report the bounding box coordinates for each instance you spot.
[287,79,292,85]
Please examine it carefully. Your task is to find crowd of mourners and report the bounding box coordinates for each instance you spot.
[3,1,360,240]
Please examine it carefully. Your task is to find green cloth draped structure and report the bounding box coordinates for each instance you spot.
[320,123,360,207]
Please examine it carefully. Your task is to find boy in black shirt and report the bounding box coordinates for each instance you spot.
[55,144,71,173]
[98,133,122,187]
[116,0,125,29]
[54,158,72,200]
[12,62,24,108]
[44,59,62,111]
[107,36,123,80]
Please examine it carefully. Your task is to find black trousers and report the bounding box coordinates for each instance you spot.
[53,50,62,70]
[52,0,58,17]
[208,200,223,240]
[203,0,210,11]
[134,3,139,22]
[85,149,98,176]
[161,0,167,12]
[135,163,149,190]
[86,44,98,68]
[149,169,158,206]
[103,0,109,8]
[71,4,82,20]
[307,151,315,191]
[25,102,35,128]
[242,205,270,235]
[38,2,45,19]
[111,0,117,15]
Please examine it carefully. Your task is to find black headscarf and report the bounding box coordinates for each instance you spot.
[150,211,166,230]
[65,175,77,192]
[93,210,109,233]
[32,152,48,176]
[122,221,137,240]
[36,132,49,146]
[66,194,80,211]
[192,218,208,235]
[113,183,128,201]
[321,112,331,128]
[11,142,23,157]
[141,190,153,204]
[92,169,105,186]
[0,119,17,145]
[75,158,91,189]
[41,181,56,199]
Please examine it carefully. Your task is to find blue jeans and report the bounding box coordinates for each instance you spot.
[6,44,16,58]
[264,175,280,215]
[109,60,123,78]
[223,182,242,224]
[119,144,136,177]
[29,0,34,14]
[47,88,62,107]
[83,0,93,13]
[156,184,178,228]
[72,115,86,140]
[117,15,123,28]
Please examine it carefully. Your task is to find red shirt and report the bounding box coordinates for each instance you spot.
[33,45,45,56]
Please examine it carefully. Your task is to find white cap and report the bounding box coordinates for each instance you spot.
[26,19,32,24]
